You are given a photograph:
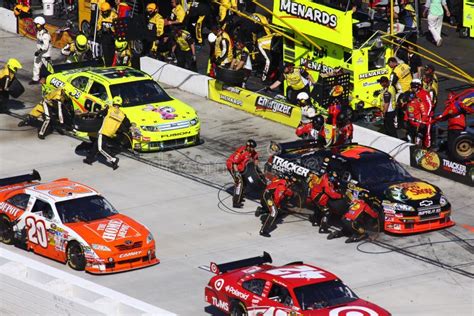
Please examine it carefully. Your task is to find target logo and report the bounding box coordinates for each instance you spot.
[210,262,219,274]
[329,306,379,316]
[214,278,225,291]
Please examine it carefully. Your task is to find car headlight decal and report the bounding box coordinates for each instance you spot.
[393,203,415,212]
[146,233,154,244]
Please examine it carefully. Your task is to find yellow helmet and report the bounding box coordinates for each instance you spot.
[7,58,22,73]
[115,39,128,51]
[146,3,157,12]
[75,34,88,51]
[100,2,111,12]
[112,96,123,106]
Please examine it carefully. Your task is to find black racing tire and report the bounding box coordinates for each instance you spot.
[215,67,246,86]
[0,216,14,245]
[131,39,144,55]
[230,301,247,316]
[8,78,25,99]
[67,241,86,271]
[73,114,102,133]
[450,134,474,161]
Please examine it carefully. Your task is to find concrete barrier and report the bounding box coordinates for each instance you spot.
[0,8,17,34]
[140,57,210,98]
[0,247,176,316]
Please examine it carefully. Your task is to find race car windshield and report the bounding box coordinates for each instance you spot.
[110,80,173,107]
[56,195,118,224]
[294,280,358,310]
[352,157,412,185]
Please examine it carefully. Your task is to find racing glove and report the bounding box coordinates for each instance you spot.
[34,50,42,57]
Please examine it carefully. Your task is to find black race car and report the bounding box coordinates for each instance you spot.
[264,141,454,234]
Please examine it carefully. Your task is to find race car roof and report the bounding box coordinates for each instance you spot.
[58,66,150,85]
[260,263,337,287]
[25,180,99,203]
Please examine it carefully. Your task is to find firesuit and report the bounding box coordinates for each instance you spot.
[212,28,233,67]
[327,193,379,243]
[0,59,22,112]
[308,172,344,233]
[31,17,52,84]
[389,60,412,94]
[406,81,434,148]
[258,177,294,237]
[61,34,93,63]
[296,115,324,140]
[146,3,166,58]
[226,140,259,208]
[113,40,132,66]
[97,3,117,66]
[172,29,196,71]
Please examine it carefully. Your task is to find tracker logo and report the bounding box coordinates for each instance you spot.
[225,285,249,300]
[442,159,467,176]
[272,156,310,177]
[255,96,293,117]
[280,0,337,28]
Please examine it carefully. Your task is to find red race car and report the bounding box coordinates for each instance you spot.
[0,170,159,274]
[205,252,390,315]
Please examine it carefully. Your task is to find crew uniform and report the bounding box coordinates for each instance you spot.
[388,57,413,96]
[97,2,117,66]
[172,29,196,71]
[406,79,434,148]
[0,59,22,112]
[146,3,166,59]
[61,34,93,63]
[31,16,52,85]
[296,115,324,140]
[84,96,128,169]
[213,28,233,67]
[377,76,398,137]
[257,177,294,237]
[327,191,379,243]
[269,63,314,105]
[168,0,186,26]
[226,140,259,208]
[113,40,132,66]
[230,41,252,87]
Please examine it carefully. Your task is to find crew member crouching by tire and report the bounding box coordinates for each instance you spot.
[0,58,22,113]
[296,115,324,140]
[226,139,259,208]
[256,175,296,237]
[83,96,127,170]
[327,191,380,243]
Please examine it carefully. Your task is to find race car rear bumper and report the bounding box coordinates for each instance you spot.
[384,210,454,234]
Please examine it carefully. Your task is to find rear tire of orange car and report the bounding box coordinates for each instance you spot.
[230,301,247,316]
[0,216,14,245]
[67,241,86,271]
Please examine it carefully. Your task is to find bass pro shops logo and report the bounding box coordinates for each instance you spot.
[280,0,337,28]
[255,96,293,117]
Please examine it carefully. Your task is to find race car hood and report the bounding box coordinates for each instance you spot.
[65,214,148,247]
[380,181,443,207]
[303,298,390,315]
[122,99,198,128]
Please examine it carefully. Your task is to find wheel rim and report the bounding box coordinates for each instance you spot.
[68,244,84,268]
[456,140,473,158]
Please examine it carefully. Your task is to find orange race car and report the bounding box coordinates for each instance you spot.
[0,170,159,274]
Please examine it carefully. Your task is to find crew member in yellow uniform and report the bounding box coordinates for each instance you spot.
[268,62,315,105]
[113,39,132,66]
[172,28,196,71]
[388,57,412,96]
[230,39,252,88]
[97,2,117,66]
[61,34,93,63]
[90,0,107,30]
[0,59,22,112]
[218,0,237,25]
[211,26,233,67]
[146,3,166,58]
[18,88,72,139]
[83,96,127,169]
[257,33,277,81]
[166,0,186,27]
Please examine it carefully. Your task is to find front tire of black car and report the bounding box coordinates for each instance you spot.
[0,216,14,245]
[230,301,247,316]
[67,241,86,271]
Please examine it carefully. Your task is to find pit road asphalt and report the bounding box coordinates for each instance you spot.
[0,29,473,315]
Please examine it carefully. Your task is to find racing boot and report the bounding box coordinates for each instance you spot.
[318,212,330,234]
[83,158,94,165]
[327,230,344,240]
[17,115,37,127]
[111,157,120,170]
[255,206,263,217]
[259,230,271,238]
[345,233,368,243]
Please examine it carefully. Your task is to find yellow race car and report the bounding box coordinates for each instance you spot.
[44,66,200,151]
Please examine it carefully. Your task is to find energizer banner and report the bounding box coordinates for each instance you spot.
[255,96,293,117]
[280,0,337,28]
[272,156,310,177]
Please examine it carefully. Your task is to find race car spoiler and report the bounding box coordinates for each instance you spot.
[269,140,321,156]
[210,252,272,274]
[0,170,41,187]
[51,59,104,73]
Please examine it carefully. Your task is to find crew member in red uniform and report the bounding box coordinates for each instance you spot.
[327,191,380,243]
[256,175,296,237]
[226,139,259,208]
[432,89,474,152]
[406,79,434,148]
[308,167,345,234]
[296,115,324,140]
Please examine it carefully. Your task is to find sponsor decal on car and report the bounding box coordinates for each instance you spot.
[329,306,379,316]
[358,69,389,80]
[0,202,21,217]
[211,297,229,312]
[223,85,241,94]
[143,105,178,120]
[50,78,65,88]
[214,278,225,291]
[272,156,310,177]
[266,266,326,280]
[119,250,142,258]
[418,208,441,216]
[101,219,124,242]
[225,285,249,300]
[255,96,293,117]
[388,182,437,201]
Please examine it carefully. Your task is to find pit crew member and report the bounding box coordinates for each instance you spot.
[268,62,315,105]
[388,57,413,96]
[61,34,93,63]
[296,115,324,140]
[377,76,398,137]
[172,28,196,71]
[226,139,259,208]
[96,2,117,66]
[210,26,233,67]
[406,79,434,148]
[146,3,166,59]
[230,39,252,88]
[113,39,132,66]
[30,16,51,85]
[0,58,22,112]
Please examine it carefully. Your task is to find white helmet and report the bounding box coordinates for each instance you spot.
[297,92,309,101]
[33,16,46,25]
[207,32,217,44]
[306,107,316,118]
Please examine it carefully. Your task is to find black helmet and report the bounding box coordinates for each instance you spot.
[358,190,370,201]
[312,115,324,130]
[246,139,257,148]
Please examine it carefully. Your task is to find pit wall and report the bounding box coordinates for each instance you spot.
[140,57,412,165]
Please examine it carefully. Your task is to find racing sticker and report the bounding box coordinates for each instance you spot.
[358,69,389,80]
[87,219,140,242]
[414,149,440,171]
[442,159,467,176]
[220,94,243,106]
[266,266,326,279]
[255,96,293,117]
[143,105,178,120]
[0,202,22,217]
[214,278,225,291]
[329,306,379,316]
[272,156,310,177]
[387,182,437,201]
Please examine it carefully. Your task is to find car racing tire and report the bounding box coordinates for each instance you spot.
[67,241,86,271]
[230,301,248,316]
[450,133,474,161]
[215,67,246,86]
[73,113,102,133]
[0,216,14,245]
